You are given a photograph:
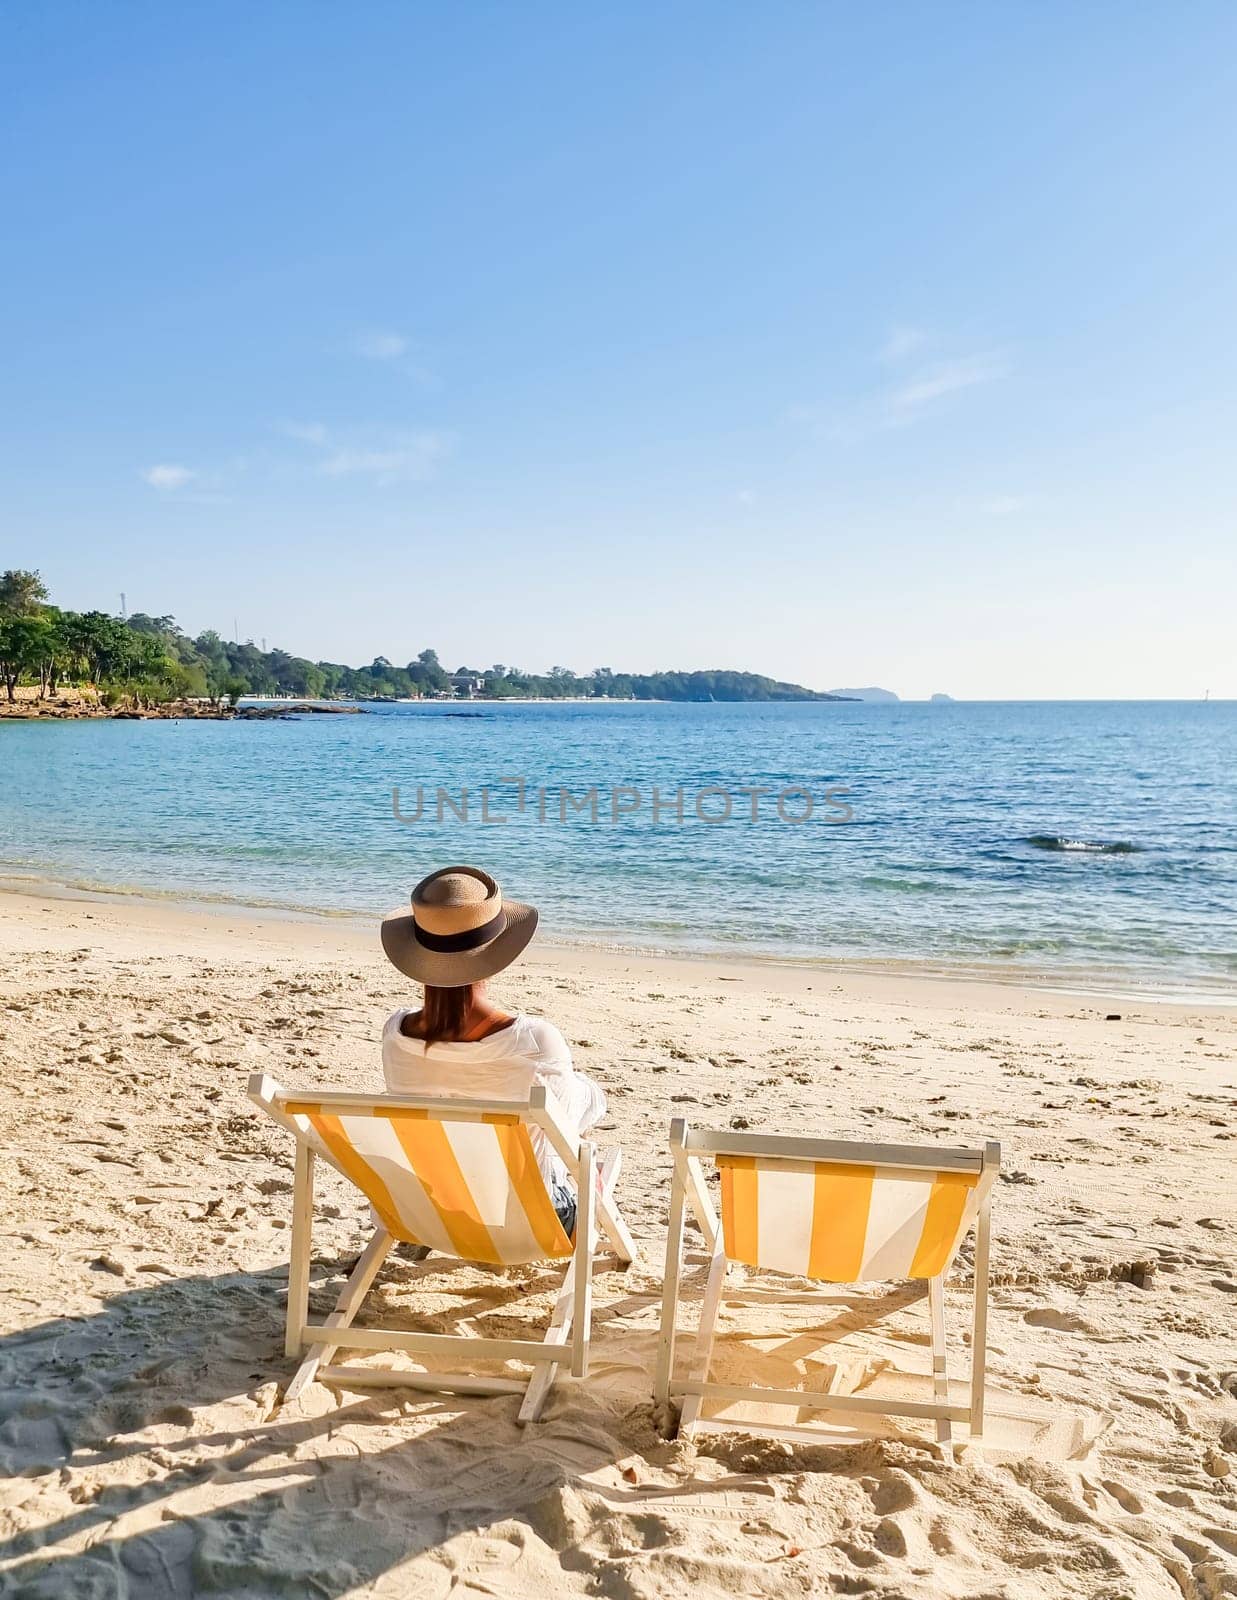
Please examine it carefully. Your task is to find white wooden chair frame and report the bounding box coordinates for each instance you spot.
[249,1073,638,1422]
[654,1119,999,1452]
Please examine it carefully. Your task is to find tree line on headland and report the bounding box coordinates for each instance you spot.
[0,571,842,706]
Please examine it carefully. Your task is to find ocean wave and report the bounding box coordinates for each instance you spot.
[1025,834,1141,855]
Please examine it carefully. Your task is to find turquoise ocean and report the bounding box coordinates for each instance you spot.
[2,700,1235,998]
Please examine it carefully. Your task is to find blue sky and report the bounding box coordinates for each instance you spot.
[3,4,1235,698]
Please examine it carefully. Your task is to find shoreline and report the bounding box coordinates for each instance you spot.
[3,874,1234,1015]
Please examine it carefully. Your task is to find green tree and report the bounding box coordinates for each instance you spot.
[315,661,348,698]
[407,648,449,694]
[0,614,54,701]
[62,611,130,684]
[119,632,176,707]
[0,569,49,618]
[127,612,178,638]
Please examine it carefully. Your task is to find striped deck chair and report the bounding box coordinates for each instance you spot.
[248,1072,638,1422]
[654,1119,999,1451]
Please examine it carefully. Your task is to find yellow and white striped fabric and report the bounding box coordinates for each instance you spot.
[718,1156,979,1282]
[285,1102,574,1265]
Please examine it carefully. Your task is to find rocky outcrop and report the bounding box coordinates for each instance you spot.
[236,703,365,719]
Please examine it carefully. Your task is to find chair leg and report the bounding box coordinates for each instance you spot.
[683,1155,721,1249]
[970,1199,992,1446]
[286,1143,315,1358]
[285,1227,393,1402]
[927,1274,954,1457]
[595,1147,638,1267]
[653,1150,689,1412]
[518,1258,577,1424]
[678,1244,728,1437]
[570,1141,596,1379]
[524,1141,614,1414]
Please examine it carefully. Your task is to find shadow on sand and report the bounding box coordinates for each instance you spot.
[0,1253,933,1598]
[0,1255,653,1598]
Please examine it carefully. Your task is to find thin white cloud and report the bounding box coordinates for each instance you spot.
[977,495,1026,516]
[141,463,195,490]
[888,353,1005,414]
[791,333,1010,445]
[736,488,756,506]
[278,420,329,445]
[321,431,450,483]
[281,421,452,485]
[879,325,929,363]
[353,329,409,361]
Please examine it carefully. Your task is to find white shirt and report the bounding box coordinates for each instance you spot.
[381,1011,606,1188]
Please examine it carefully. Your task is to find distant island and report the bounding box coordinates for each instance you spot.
[0,570,853,710]
[827,685,900,703]
[930,693,955,703]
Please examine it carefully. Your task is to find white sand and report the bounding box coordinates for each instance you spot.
[1,887,1234,1598]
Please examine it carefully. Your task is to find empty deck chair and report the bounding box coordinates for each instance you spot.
[249,1072,638,1421]
[654,1119,999,1450]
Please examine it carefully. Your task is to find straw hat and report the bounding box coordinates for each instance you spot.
[380,866,538,987]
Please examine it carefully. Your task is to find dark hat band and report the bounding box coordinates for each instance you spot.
[412,908,507,953]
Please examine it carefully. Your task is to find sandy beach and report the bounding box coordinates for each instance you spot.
[1,886,1234,1598]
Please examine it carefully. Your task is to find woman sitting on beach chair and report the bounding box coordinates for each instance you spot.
[379,865,607,1237]
[248,868,632,1417]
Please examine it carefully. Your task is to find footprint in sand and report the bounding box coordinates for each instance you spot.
[1023,1307,1101,1334]
[872,1516,909,1558]
[862,1470,920,1517]
[1101,1479,1145,1515]
[835,1539,883,1570]
[1173,1534,1221,1566]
